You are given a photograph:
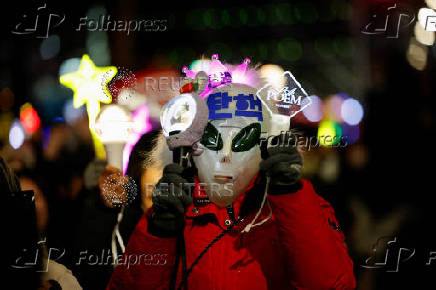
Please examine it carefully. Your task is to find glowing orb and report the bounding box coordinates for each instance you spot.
[19,103,41,134]
[341,98,363,125]
[9,119,25,149]
[317,120,342,146]
[302,95,323,122]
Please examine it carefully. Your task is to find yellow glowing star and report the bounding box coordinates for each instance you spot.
[60,54,117,159]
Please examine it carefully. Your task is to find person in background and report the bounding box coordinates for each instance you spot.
[1,156,82,290]
[98,130,171,255]
[63,130,169,289]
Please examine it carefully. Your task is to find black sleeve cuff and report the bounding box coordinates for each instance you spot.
[147,215,179,238]
[268,180,302,195]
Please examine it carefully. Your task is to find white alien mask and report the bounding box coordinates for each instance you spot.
[193,84,270,207]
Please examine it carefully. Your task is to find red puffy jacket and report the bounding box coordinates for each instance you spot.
[107,178,356,289]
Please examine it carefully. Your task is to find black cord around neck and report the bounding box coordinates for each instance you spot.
[176,221,238,290]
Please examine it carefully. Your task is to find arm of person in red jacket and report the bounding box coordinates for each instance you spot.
[106,210,177,290]
[268,179,356,289]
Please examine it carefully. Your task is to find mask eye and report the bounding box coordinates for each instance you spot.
[200,122,223,151]
[232,123,261,152]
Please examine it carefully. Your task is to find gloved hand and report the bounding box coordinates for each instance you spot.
[148,164,193,237]
[259,134,303,195]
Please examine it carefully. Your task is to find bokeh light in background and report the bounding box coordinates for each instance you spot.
[333,37,355,57]
[274,3,293,25]
[325,94,346,122]
[317,120,342,146]
[210,42,232,60]
[0,87,14,111]
[414,23,435,46]
[313,92,363,145]
[86,32,111,66]
[409,4,436,71]
[58,58,82,78]
[259,64,285,89]
[341,123,360,145]
[341,98,363,126]
[41,126,51,150]
[63,99,86,125]
[407,37,428,71]
[20,103,41,134]
[85,6,111,65]
[9,119,25,149]
[315,37,336,58]
[277,38,302,62]
[0,112,13,142]
[302,95,323,122]
[426,0,436,10]
[40,35,61,60]
[173,3,358,65]
[294,2,318,24]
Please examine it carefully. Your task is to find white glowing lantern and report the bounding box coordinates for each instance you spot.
[95,104,133,170]
[160,94,197,138]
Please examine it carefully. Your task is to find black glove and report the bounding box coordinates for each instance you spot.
[259,134,303,195]
[148,164,193,237]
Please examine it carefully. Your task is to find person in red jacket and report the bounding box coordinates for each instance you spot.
[107,69,355,289]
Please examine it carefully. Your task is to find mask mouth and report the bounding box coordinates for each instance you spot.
[213,174,234,184]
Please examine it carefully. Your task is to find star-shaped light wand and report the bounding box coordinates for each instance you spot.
[60,54,117,159]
